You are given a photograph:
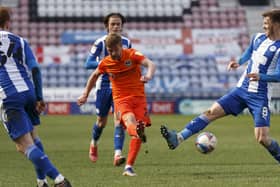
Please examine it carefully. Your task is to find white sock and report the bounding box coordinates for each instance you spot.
[37,179,47,187]
[54,174,65,184]
[177,133,184,144]
[91,139,98,146]
[114,149,122,157]
[125,165,132,169]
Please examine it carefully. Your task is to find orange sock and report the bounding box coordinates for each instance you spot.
[127,124,137,137]
[126,138,142,166]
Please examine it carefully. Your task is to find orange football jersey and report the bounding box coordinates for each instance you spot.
[98,48,146,101]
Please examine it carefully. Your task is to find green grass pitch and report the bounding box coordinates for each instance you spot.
[1,114,280,187]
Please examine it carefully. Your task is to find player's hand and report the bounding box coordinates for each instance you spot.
[36,100,46,114]
[247,73,260,81]
[140,75,151,83]
[77,94,88,106]
[227,60,239,71]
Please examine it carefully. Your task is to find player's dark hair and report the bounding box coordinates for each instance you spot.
[262,9,280,24]
[0,6,10,28]
[103,13,126,27]
[105,33,122,48]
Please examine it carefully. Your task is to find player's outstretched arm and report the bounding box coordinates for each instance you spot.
[84,43,102,69]
[248,71,280,82]
[24,40,44,102]
[228,37,253,71]
[77,69,101,106]
[140,58,156,82]
[84,54,99,69]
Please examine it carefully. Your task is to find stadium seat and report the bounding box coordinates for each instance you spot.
[6,0,251,99]
[210,20,220,28]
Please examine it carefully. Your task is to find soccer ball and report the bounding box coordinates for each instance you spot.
[195,132,217,154]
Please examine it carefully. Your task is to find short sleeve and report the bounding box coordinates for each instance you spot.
[131,50,145,64]
[97,60,106,74]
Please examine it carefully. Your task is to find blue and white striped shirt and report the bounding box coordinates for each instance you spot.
[0,31,39,99]
[237,33,280,94]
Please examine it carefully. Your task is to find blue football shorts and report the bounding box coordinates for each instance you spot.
[1,90,40,140]
[217,87,270,127]
[95,88,114,117]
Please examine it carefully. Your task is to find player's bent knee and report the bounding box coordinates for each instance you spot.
[202,109,217,120]
[203,105,225,121]
[255,127,270,146]
[256,135,270,146]
[15,144,25,154]
[123,113,136,124]
[96,118,108,127]
[203,109,212,116]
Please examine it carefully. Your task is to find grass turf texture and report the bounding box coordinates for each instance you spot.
[1,114,280,187]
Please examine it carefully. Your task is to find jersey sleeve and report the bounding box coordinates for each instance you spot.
[23,40,43,100]
[84,41,103,69]
[259,56,280,82]
[97,59,106,74]
[24,40,39,69]
[238,35,254,65]
[131,50,145,64]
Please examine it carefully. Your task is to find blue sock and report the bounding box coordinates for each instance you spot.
[179,128,193,140]
[34,138,44,152]
[266,139,280,163]
[92,123,104,141]
[185,115,210,135]
[114,125,125,150]
[34,138,46,180]
[25,145,60,180]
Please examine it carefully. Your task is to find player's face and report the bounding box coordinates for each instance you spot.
[263,16,274,39]
[107,16,122,34]
[107,44,122,60]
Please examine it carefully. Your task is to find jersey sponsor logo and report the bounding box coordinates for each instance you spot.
[252,51,267,66]
[124,60,132,66]
[109,68,135,80]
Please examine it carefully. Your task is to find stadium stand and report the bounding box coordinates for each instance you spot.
[5,0,280,99]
